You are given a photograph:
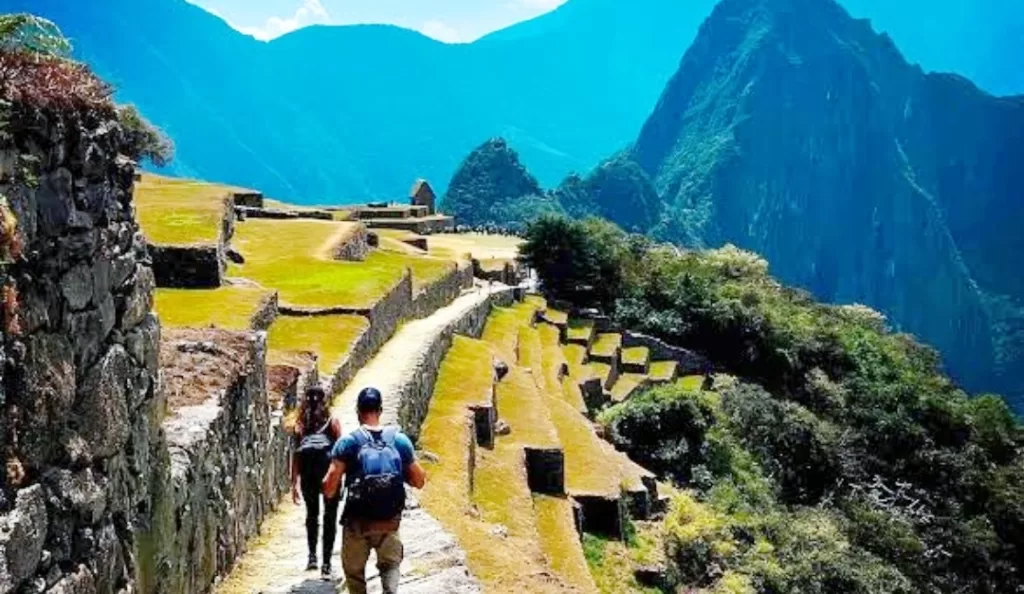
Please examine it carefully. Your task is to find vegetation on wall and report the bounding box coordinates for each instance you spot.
[521,215,1024,593]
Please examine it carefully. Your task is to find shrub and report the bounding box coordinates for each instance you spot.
[117,104,174,166]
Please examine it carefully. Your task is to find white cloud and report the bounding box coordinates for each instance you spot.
[237,0,333,41]
[419,20,463,44]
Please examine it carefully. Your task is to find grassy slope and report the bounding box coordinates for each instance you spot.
[610,373,649,403]
[420,320,573,593]
[591,333,622,358]
[135,174,238,245]
[154,286,271,330]
[229,218,453,309]
[622,347,649,366]
[266,315,369,375]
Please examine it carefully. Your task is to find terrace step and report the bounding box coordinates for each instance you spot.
[621,346,651,374]
[566,319,596,348]
[609,373,652,403]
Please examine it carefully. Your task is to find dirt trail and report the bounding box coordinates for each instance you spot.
[216,287,508,593]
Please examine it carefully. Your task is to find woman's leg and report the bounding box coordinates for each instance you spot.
[300,476,321,562]
[322,492,340,564]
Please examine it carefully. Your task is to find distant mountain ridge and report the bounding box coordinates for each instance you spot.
[443,0,1024,411]
[2,0,1020,205]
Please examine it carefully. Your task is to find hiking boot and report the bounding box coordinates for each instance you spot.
[305,555,318,571]
[321,562,333,580]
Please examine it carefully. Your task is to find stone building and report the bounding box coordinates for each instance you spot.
[409,179,437,215]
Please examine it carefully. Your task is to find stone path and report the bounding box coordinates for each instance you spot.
[216,285,511,594]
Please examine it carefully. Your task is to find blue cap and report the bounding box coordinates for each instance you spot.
[357,387,383,413]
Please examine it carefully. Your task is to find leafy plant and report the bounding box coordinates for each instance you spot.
[0,13,71,57]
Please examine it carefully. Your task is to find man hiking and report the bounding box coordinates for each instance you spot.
[322,387,427,594]
[291,385,343,578]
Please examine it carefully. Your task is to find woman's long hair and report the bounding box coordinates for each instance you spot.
[298,386,330,436]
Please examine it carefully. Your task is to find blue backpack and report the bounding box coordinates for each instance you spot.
[344,427,406,521]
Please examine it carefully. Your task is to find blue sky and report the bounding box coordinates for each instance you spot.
[186,0,568,42]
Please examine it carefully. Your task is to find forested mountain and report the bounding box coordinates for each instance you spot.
[2,0,1020,204]
[445,0,1024,411]
[626,0,1024,410]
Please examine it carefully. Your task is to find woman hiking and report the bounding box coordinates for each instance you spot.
[291,385,343,578]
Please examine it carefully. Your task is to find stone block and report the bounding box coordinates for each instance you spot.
[0,485,48,591]
[580,378,607,416]
[470,404,496,449]
[149,244,222,289]
[524,447,565,496]
[574,494,625,540]
[231,191,264,209]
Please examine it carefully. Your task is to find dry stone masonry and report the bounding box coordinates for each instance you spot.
[0,101,161,593]
[0,96,288,594]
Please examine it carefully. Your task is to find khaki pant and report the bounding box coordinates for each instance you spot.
[341,523,403,594]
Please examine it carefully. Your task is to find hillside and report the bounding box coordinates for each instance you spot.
[444,0,1024,411]
[628,0,1024,410]
[3,0,1021,205]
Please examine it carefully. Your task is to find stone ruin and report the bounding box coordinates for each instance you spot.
[0,82,287,593]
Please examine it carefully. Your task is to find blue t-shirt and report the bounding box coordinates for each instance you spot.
[331,426,415,485]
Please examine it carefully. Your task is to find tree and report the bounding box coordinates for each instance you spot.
[117,104,175,167]
[0,13,71,57]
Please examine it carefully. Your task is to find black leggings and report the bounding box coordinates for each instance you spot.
[301,474,340,561]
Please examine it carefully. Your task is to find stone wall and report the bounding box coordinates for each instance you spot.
[411,262,474,319]
[149,244,221,289]
[236,206,332,222]
[330,224,370,262]
[149,329,288,593]
[621,332,710,375]
[0,104,162,593]
[151,196,233,289]
[231,191,264,209]
[397,287,516,442]
[249,291,279,331]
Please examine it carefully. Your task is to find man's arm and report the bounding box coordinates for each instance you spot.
[323,459,346,498]
[405,460,426,489]
[395,432,426,489]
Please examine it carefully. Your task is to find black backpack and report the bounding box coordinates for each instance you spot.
[296,421,333,480]
[343,428,406,522]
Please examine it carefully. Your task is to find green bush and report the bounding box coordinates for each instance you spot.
[117,104,174,166]
[525,216,1024,592]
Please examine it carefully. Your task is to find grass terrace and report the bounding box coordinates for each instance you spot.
[583,524,665,594]
[266,315,369,376]
[544,309,569,326]
[621,347,649,367]
[420,322,571,592]
[229,218,454,309]
[588,362,612,387]
[678,375,705,391]
[135,174,238,245]
[154,287,272,330]
[534,495,599,592]
[591,333,622,359]
[649,361,679,382]
[610,374,649,403]
[567,319,595,344]
[481,299,543,363]
[428,233,523,263]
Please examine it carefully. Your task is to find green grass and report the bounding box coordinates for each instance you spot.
[588,362,612,387]
[567,319,595,343]
[649,361,679,382]
[533,495,599,592]
[611,374,649,403]
[544,309,569,325]
[622,347,650,367]
[135,174,238,245]
[229,218,454,309]
[266,315,369,376]
[591,333,622,359]
[481,301,543,363]
[154,286,272,330]
[679,375,705,391]
[583,533,662,594]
